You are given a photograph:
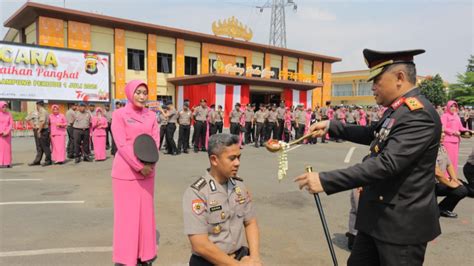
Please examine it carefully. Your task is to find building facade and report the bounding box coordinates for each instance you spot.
[2,2,341,115]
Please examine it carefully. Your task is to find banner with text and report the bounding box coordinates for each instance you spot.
[0,42,110,102]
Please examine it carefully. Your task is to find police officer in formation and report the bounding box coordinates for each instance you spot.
[215,105,224,134]
[65,103,77,159]
[193,99,210,153]
[294,104,306,141]
[208,105,217,136]
[73,102,92,163]
[229,103,242,137]
[158,105,168,151]
[28,100,52,166]
[276,101,286,140]
[266,104,278,140]
[165,103,179,155]
[244,104,254,144]
[178,103,192,154]
[254,105,267,148]
[295,49,441,265]
[183,133,261,266]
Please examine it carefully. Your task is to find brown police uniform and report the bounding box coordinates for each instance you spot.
[193,106,209,152]
[183,171,255,265]
[178,110,192,152]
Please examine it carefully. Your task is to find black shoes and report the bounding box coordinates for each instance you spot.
[28,162,41,166]
[75,158,81,164]
[183,150,189,154]
[41,161,52,167]
[83,157,92,162]
[440,209,458,218]
[0,165,11,168]
[346,232,356,250]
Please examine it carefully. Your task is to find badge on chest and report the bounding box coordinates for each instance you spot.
[372,118,396,155]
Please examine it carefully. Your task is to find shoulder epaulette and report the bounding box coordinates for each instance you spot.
[191,177,207,191]
[405,97,424,111]
[232,176,244,182]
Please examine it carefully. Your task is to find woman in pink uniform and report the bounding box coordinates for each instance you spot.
[0,101,13,168]
[359,107,367,126]
[91,107,108,161]
[441,100,469,173]
[49,105,67,164]
[111,80,160,266]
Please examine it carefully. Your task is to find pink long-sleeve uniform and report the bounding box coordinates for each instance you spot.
[440,100,469,173]
[91,108,108,161]
[0,101,13,166]
[49,108,67,163]
[111,80,160,265]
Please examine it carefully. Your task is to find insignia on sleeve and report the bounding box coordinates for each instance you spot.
[192,199,206,215]
[405,97,424,111]
[191,177,207,191]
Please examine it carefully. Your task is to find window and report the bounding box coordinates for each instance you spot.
[332,84,353,96]
[185,56,198,75]
[209,58,217,73]
[271,67,280,79]
[157,53,173,73]
[158,95,172,105]
[127,49,145,71]
[288,69,296,81]
[357,82,373,96]
[252,64,262,77]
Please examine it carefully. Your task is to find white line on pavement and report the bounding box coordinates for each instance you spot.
[0,247,112,257]
[0,179,43,182]
[287,145,302,152]
[0,201,85,206]
[344,147,357,163]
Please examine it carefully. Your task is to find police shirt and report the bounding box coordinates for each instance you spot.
[296,110,306,125]
[73,111,91,129]
[178,110,192,125]
[66,108,76,126]
[230,109,242,123]
[37,107,49,129]
[183,171,256,254]
[255,110,267,123]
[26,111,39,128]
[194,106,209,122]
[215,111,223,123]
[168,110,178,124]
[436,145,450,173]
[159,112,168,126]
[267,110,278,123]
[276,107,286,120]
[244,109,255,122]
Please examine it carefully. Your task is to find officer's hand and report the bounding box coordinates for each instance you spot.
[454,131,461,136]
[309,121,329,138]
[294,172,324,194]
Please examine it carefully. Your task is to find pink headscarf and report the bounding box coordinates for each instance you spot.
[51,104,60,114]
[445,100,458,115]
[0,101,7,111]
[95,107,103,116]
[124,80,148,108]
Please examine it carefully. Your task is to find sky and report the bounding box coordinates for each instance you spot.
[1,0,472,83]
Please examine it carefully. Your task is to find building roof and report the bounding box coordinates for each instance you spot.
[4,2,342,64]
[167,74,322,91]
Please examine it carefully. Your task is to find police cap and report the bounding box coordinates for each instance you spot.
[363,48,425,81]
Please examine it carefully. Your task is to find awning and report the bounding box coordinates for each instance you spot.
[167,73,323,91]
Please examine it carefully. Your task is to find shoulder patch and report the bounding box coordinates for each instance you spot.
[232,176,244,182]
[191,177,207,191]
[405,97,424,111]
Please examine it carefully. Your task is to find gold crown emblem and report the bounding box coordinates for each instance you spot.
[212,16,253,41]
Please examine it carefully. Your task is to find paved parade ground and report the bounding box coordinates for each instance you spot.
[0,137,473,265]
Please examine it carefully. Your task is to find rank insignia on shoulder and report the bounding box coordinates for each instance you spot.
[192,199,206,215]
[191,177,207,191]
[405,97,424,111]
[209,180,217,192]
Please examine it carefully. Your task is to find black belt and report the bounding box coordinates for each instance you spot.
[196,120,206,123]
[168,122,176,125]
[190,246,249,266]
[73,128,89,131]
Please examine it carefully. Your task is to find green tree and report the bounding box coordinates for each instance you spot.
[449,55,474,105]
[419,74,447,106]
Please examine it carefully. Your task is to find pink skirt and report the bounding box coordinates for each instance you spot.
[0,135,12,166]
[113,177,157,265]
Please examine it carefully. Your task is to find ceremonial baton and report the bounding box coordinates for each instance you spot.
[306,165,338,266]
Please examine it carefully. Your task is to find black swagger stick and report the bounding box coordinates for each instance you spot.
[306,165,338,266]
